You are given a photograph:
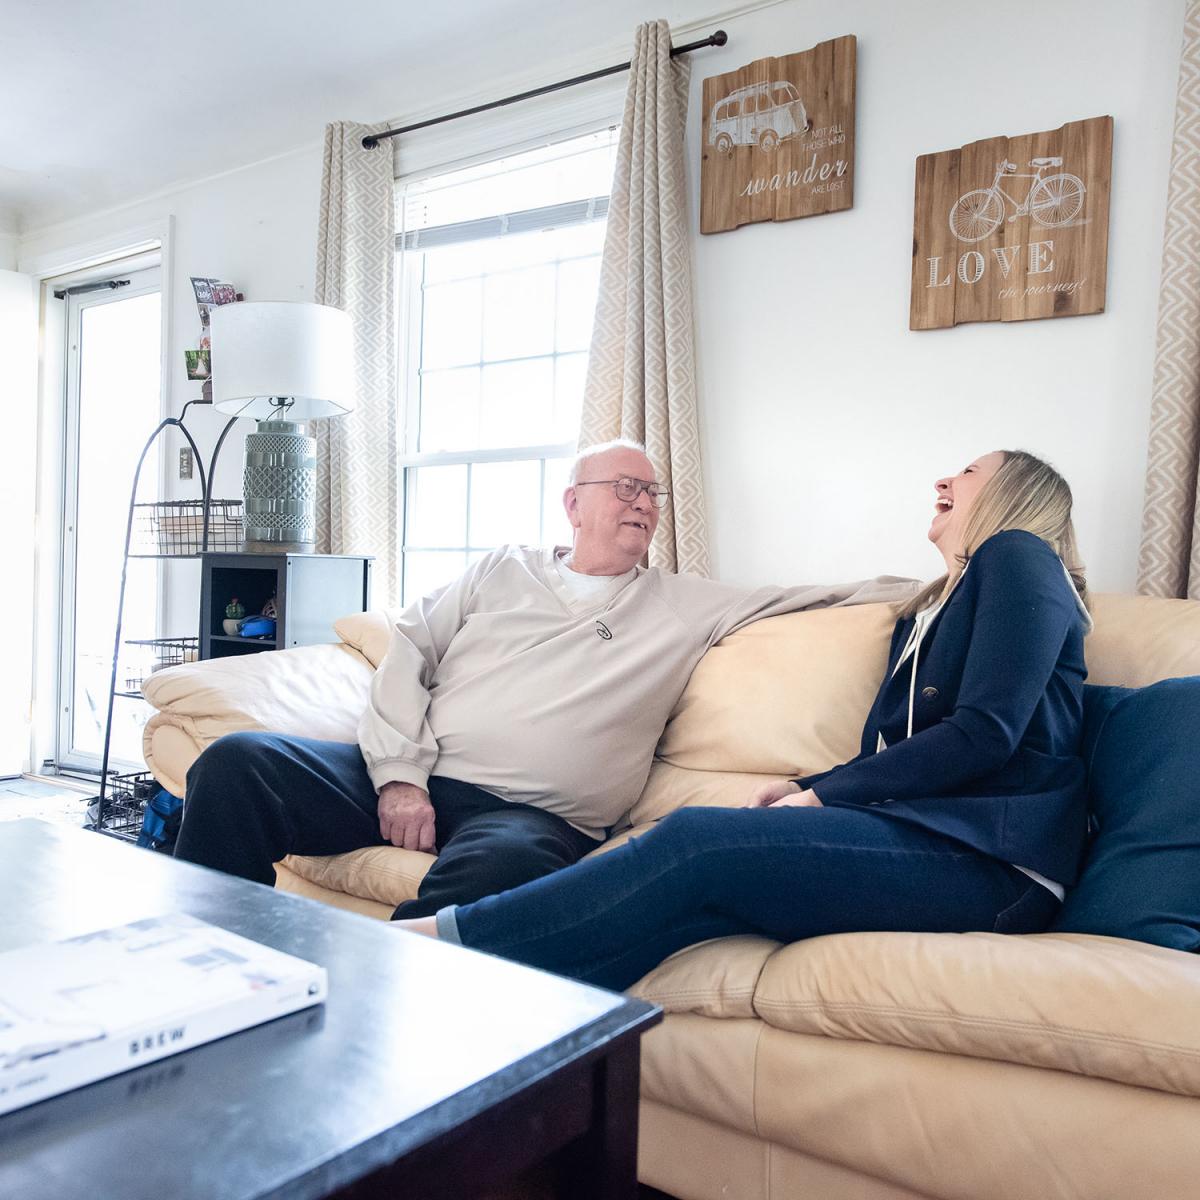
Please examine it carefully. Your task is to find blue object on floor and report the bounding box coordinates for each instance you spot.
[138,786,184,852]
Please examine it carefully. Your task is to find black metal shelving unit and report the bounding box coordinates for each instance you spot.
[90,409,242,842]
[90,409,372,843]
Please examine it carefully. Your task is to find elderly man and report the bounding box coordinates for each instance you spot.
[174,440,914,917]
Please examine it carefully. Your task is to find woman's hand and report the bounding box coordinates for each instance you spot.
[747,780,824,808]
[773,788,823,808]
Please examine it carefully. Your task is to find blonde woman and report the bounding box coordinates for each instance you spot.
[397,451,1093,991]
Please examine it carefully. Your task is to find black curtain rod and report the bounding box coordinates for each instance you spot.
[53,278,130,300]
[362,30,728,149]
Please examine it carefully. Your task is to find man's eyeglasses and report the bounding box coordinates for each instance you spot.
[574,477,671,508]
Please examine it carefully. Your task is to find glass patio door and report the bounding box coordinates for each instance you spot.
[57,267,162,773]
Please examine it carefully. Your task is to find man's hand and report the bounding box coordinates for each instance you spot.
[747,780,822,808]
[377,782,436,852]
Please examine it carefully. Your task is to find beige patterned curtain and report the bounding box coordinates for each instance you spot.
[1138,1,1200,599]
[313,121,400,605]
[580,19,710,576]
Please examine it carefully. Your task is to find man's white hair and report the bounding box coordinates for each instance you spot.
[568,438,655,484]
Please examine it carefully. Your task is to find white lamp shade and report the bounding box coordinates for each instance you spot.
[211,301,354,419]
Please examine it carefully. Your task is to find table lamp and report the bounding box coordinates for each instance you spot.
[210,301,354,552]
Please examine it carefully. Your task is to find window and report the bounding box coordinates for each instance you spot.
[396,129,616,603]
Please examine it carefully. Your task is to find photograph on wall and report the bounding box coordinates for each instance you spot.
[184,349,211,380]
[190,277,239,328]
[190,276,215,306]
[910,115,1112,330]
[699,35,856,234]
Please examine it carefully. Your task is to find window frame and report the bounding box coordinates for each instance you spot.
[393,125,618,602]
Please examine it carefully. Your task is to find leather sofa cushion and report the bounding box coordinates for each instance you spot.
[632,936,781,1020]
[640,1015,762,1138]
[656,602,896,776]
[752,1026,1200,1200]
[649,592,1200,789]
[274,860,395,919]
[753,929,1200,1097]
[281,844,432,907]
[1084,592,1200,687]
[627,760,773,827]
[641,1021,1200,1199]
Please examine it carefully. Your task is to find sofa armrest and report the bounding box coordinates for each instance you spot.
[141,642,374,796]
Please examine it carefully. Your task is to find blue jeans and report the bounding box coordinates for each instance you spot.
[446,805,1060,991]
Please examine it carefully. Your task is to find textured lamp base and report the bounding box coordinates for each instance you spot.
[242,419,317,553]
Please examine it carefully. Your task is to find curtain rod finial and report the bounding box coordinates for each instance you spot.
[713,29,728,46]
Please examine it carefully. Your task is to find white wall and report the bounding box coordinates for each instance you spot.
[18,0,1185,605]
[20,146,323,634]
[21,145,322,500]
[0,233,15,270]
[686,0,1184,591]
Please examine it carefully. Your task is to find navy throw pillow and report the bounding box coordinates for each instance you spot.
[1052,677,1200,952]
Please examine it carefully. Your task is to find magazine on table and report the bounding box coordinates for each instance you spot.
[0,913,327,1116]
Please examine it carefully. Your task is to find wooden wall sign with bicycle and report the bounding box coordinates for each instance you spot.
[700,35,856,234]
[910,115,1112,330]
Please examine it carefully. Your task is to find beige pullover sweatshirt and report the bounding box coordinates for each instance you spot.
[358,546,916,840]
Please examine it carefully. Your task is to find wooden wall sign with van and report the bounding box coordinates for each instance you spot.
[910,115,1112,330]
[700,35,856,234]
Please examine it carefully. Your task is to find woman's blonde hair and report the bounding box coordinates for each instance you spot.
[900,449,1089,619]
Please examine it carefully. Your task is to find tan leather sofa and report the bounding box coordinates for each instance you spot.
[143,593,1200,1200]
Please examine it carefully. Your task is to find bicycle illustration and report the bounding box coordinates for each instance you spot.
[948,158,1085,243]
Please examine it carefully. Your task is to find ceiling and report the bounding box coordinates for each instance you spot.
[0,0,735,236]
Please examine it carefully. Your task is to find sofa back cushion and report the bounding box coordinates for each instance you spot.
[656,602,897,776]
[1084,593,1200,687]
[645,592,1200,779]
[1052,676,1200,952]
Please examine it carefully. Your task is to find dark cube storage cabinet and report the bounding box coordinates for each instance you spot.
[200,553,373,660]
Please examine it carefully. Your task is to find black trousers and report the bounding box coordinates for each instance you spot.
[173,731,600,919]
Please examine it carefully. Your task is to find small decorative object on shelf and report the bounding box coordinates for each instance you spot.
[130,499,243,557]
[223,596,245,636]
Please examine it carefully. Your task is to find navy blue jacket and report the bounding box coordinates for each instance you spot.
[799,529,1089,885]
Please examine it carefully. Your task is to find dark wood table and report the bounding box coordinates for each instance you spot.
[0,820,661,1199]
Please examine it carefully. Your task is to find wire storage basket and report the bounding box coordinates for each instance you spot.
[88,771,158,841]
[131,499,243,556]
[121,637,199,694]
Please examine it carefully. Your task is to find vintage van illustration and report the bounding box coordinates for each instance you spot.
[708,81,810,154]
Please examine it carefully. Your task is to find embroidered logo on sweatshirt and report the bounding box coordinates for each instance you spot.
[595,621,613,640]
